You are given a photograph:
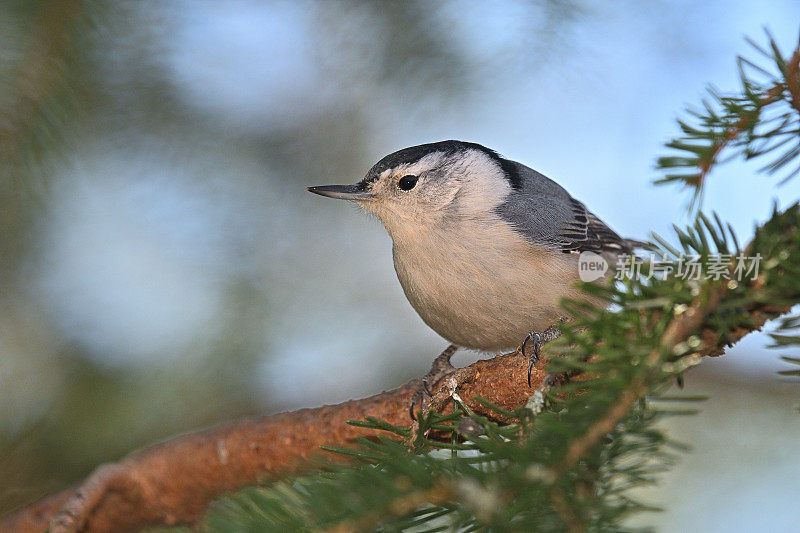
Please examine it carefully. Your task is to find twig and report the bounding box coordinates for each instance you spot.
[552,284,727,477]
[549,485,584,533]
[784,49,800,114]
[693,48,800,186]
[325,484,453,533]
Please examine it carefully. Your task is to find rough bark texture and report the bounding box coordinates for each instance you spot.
[1,350,546,533]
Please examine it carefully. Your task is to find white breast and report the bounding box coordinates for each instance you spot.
[391,216,583,351]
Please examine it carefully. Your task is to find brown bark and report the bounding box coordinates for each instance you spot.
[0,289,783,533]
[0,350,545,533]
[2,286,785,533]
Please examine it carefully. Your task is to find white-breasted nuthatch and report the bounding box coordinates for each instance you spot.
[309,140,635,390]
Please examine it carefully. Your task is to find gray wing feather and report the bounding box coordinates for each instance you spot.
[496,162,631,255]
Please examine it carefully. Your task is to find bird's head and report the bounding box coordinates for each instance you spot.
[308,140,521,240]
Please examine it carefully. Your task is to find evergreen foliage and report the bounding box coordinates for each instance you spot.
[195,32,800,532]
[656,30,800,208]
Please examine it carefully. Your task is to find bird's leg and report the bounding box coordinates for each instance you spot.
[410,344,458,420]
[521,325,561,387]
[422,344,459,394]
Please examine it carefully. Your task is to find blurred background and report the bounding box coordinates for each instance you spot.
[1,1,799,531]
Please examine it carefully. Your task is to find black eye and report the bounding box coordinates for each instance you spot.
[398,175,418,190]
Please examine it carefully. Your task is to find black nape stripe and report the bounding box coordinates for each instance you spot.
[361,140,522,190]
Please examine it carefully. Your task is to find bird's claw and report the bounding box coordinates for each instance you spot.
[409,387,432,421]
[521,326,561,387]
[522,331,543,387]
[410,344,458,421]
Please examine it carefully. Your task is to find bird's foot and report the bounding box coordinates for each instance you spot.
[410,344,458,421]
[521,325,561,387]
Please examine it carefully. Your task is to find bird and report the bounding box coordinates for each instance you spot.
[308,140,635,398]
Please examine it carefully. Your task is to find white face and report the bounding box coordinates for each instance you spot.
[356,148,513,240]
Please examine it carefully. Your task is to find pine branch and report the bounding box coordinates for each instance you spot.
[549,485,583,533]
[657,32,800,204]
[552,281,727,477]
[196,203,800,532]
[325,483,453,533]
[2,198,796,532]
[0,353,546,533]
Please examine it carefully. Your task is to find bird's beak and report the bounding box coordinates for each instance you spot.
[307,184,373,201]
